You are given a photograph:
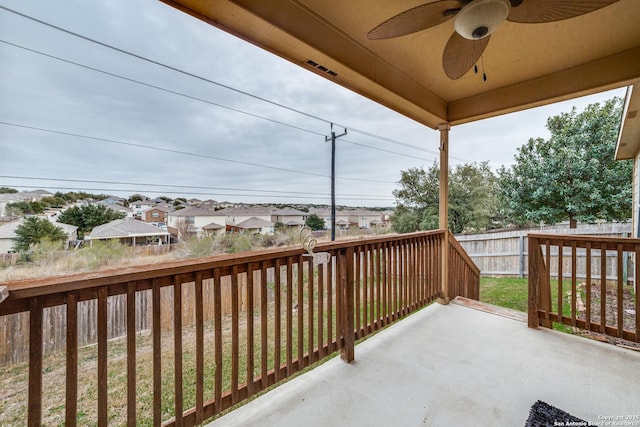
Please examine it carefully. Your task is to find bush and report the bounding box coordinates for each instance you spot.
[178,236,217,258]
[73,240,132,270]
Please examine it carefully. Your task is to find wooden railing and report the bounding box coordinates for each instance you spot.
[448,231,481,301]
[528,234,639,343]
[0,230,478,426]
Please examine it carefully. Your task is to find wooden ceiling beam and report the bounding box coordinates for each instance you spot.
[448,46,640,125]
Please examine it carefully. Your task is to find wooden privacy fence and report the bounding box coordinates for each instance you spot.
[0,230,479,427]
[528,234,639,343]
[456,222,631,279]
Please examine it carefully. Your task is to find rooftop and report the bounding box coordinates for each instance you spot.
[87,217,170,239]
[209,299,640,427]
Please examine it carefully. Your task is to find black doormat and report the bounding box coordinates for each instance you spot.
[525,400,589,426]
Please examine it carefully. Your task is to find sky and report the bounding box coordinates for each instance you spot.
[0,0,627,207]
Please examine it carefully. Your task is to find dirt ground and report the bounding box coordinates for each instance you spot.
[574,282,639,350]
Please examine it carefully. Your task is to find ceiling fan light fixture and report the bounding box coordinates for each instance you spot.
[454,0,511,40]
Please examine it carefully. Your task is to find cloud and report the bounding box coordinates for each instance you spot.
[0,0,627,206]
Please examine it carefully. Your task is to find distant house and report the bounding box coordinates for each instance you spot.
[217,206,275,234]
[142,205,173,224]
[202,222,225,236]
[308,207,350,230]
[130,200,156,219]
[228,217,275,235]
[168,206,224,239]
[96,196,126,206]
[0,217,78,253]
[271,207,308,228]
[0,191,51,216]
[102,203,134,218]
[86,218,169,246]
[347,209,385,229]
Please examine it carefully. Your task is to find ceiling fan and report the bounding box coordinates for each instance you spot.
[367,0,621,80]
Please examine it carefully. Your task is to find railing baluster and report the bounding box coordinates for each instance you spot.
[126,283,136,426]
[340,247,355,362]
[600,244,607,333]
[528,237,539,328]
[28,297,43,427]
[260,263,268,389]
[382,242,388,326]
[636,246,640,343]
[97,286,108,427]
[375,243,381,326]
[586,242,592,331]
[213,269,222,414]
[246,265,255,396]
[327,256,333,353]
[317,261,324,358]
[307,256,314,364]
[297,255,304,369]
[286,257,293,375]
[545,240,551,325]
[194,272,204,424]
[617,244,624,338]
[571,242,577,327]
[557,240,563,324]
[152,280,162,426]
[336,252,344,349]
[362,245,369,332]
[274,259,282,381]
[66,292,78,427]
[173,275,184,427]
[368,245,375,330]
[354,247,361,339]
[231,266,239,404]
[400,241,405,316]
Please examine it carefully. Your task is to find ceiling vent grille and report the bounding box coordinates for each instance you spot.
[306,59,338,77]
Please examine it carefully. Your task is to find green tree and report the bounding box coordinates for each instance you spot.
[12,217,67,252]
[0,187,18,194]
[305,214,325,231]
[497,97,631,227]
[58,204,125,238]
[392,162,502,233]
[40,196,66,208]
[6,201,45,216]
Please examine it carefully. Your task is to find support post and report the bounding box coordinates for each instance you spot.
[438,123,450,304]
[326,123,347,241]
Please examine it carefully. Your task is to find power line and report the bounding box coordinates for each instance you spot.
[0,5,457,159]
[4,185,395,202]
[0,39,437,163]
[0,120,397,184]
[0,175,391,198]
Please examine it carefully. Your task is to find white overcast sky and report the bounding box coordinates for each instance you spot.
[0,0,627,207]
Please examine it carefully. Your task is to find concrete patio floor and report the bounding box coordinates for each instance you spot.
[208,299,640,427]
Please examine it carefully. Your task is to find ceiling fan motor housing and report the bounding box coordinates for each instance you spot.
[454,0,511,40]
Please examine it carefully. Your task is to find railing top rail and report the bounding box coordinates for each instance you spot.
[0,230,446,303]
[528,233,640,250]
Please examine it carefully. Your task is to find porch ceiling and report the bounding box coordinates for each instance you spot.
[207,300,640,427]
[161,0,640,130]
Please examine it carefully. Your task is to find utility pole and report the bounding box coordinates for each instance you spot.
[325,123,347,241]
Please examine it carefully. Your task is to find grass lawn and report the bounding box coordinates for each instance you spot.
[480,276,576,333]
[479,277,529,312]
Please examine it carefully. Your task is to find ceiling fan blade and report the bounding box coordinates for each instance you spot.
[507,0,620,23]
[442,32,490,80]
[367,0,462,40]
